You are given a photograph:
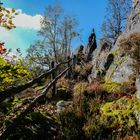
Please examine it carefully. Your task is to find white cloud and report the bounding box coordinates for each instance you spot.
[0,10,43,55]
[0,27,15,45]
[13,9,43,30]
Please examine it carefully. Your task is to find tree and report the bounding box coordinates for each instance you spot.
[27,3,79,69]
[0,57,30,91]
[0,2,18,55]
[0,2,17,30]
[0,2,30,90]
[59,16,79,59]
[101,0,132,43]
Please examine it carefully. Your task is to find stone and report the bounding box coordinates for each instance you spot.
[56,100,71,112]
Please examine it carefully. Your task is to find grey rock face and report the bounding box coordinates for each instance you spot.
[107,2,140,82]
[88,39,112,82]
[126,0,140,34]
[90,2,140,83]
[107,57,134,83]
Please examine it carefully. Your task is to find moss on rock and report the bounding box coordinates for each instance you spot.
[101,97,140,128]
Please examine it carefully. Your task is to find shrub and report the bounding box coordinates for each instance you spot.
[103,82,122,93]
[120,81,137,95]
[56,77,70,99]
[100,97,140,139]
[82,96,140,140]
[73,63,92,81]
[3,112,58,140]
[56,77,69,90]
[58,104,86,140]
[0,57,30,91]
[84,80,106,99]
[73,82,88,97]
[82,97,111,140]
[102,81,137,102]
[84,63,93,72]
[74,64,87,77]
[57,79,138,140]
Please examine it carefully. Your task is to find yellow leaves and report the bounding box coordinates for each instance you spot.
[3,25,12,30]
[0,57,6,65]
[0,4,17,30]
[12,55,17,58]
[6,13,10,18]
[8,19,12,24]
[0,57,30,91]
[5,9,10,14]
[0,13,3,17]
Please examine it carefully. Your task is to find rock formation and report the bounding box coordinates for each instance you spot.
[90,0,140,84]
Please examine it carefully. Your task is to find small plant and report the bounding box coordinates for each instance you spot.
[58,105,86,140]
[3,112,58,140]
[33,104,56,117]
[103,82,122,93]
[84,80,105,99]
[73,82,88,97]
[84,63,93,72]
[120,81,137,95]
[100,97,140,139]
[56,77,70,99]
[56,77,69,90]
[74,64,86,77]
[0,57,30,91]
[73,63,93,80]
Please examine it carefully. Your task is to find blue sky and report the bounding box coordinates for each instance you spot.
[0,0,107,55]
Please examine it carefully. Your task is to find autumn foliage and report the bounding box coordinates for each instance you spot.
[0,2,18,54]
[0,42,6,54]
[0,2,17,30]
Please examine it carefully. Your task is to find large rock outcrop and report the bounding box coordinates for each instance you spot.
[127,0,140,34]
[90,0,140,84]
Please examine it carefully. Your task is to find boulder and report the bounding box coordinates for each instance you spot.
[56,100,71,112]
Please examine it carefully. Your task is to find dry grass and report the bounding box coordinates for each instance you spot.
[74,65,87,76]
[56,77,69,90]
[85,80,105,94]
[84,63,93,72]
[73,82,88,97]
